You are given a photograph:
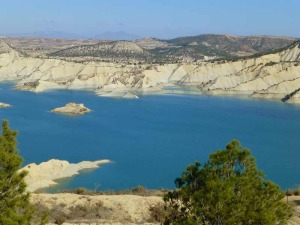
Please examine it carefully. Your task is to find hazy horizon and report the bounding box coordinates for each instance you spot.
[0,30,298,41]
[1,0,299,39]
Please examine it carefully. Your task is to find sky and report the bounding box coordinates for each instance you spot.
[0,0,299,39]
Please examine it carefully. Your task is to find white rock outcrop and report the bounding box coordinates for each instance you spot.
[20,159,110,192]
[51,102,91,114]
[0,102,11,107]
[1,39,300,103]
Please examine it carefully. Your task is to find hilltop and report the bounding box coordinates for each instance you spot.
[168,34,296,56]
[46,35,297,63]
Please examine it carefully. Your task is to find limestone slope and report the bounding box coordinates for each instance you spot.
[20,159,110,192]
[1,39,300,103]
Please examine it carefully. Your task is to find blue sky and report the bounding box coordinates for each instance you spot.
[0,0,299,38]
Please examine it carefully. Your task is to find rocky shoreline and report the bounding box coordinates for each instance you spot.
[19,159,110,192]
[1,39,300,104]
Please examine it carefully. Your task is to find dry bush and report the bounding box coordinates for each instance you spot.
[31,202,49,225]
[49,204,68,225]
[286,187,300,196]
[34,200,108,224]
[148,202,168,223]
[59,186,168,197]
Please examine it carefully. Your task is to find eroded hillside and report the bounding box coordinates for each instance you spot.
[0,38,300,103]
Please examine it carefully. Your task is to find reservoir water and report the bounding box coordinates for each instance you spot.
[1,82,300,192]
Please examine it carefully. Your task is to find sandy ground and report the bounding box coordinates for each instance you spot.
[287,196,300,225]
[31,193,163,225]
[31,193,300,225]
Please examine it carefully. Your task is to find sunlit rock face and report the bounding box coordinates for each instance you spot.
[1,39,300,103]
[51,102,91,115]
[19,159,110,192]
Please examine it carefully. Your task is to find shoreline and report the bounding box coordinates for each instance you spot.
[19,159,111,192]
[2,81,296,106]
[0,39,300,104]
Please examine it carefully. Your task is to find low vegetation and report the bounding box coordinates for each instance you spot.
[58,185,167,197]
[0,120,46,225]
[163,140,293,224]
[32,201,106,225]
[282,87,300,102]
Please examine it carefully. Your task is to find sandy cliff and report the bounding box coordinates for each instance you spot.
[20,159,110,192]
[1,39,300,103]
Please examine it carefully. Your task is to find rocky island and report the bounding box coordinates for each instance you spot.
[51,102,91,115]
[0,102,11,108]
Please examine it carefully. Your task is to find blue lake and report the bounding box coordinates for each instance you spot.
[1,82,300,192]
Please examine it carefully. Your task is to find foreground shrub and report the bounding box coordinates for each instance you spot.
[0,120,46,224]
[148,202,169,223]
[164,140,293,225]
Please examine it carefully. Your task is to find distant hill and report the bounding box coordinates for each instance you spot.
[168,34,297,56]
[48,41,151,62]
[3,34,298,63]
[46,35,297,63]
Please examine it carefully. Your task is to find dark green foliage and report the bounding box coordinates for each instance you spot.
[164,140,292,225]
[148,202,169,223]
[0,120,46,225]
[284,187,300,196]
[265,61,277,66]
[282,88,300,102]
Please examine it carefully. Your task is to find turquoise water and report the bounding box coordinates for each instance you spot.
[1,82,300,192]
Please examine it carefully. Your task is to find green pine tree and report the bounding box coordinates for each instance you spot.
[0,120,34,225]
[164,140,293,225]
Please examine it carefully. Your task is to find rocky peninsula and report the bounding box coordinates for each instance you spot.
[51,102,91,115]
[19,159,110,192]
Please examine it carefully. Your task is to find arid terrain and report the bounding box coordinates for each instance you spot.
[1,35,300,103]
[29,191,300,225]
[3,34,296,62]
[2,34,300,224]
